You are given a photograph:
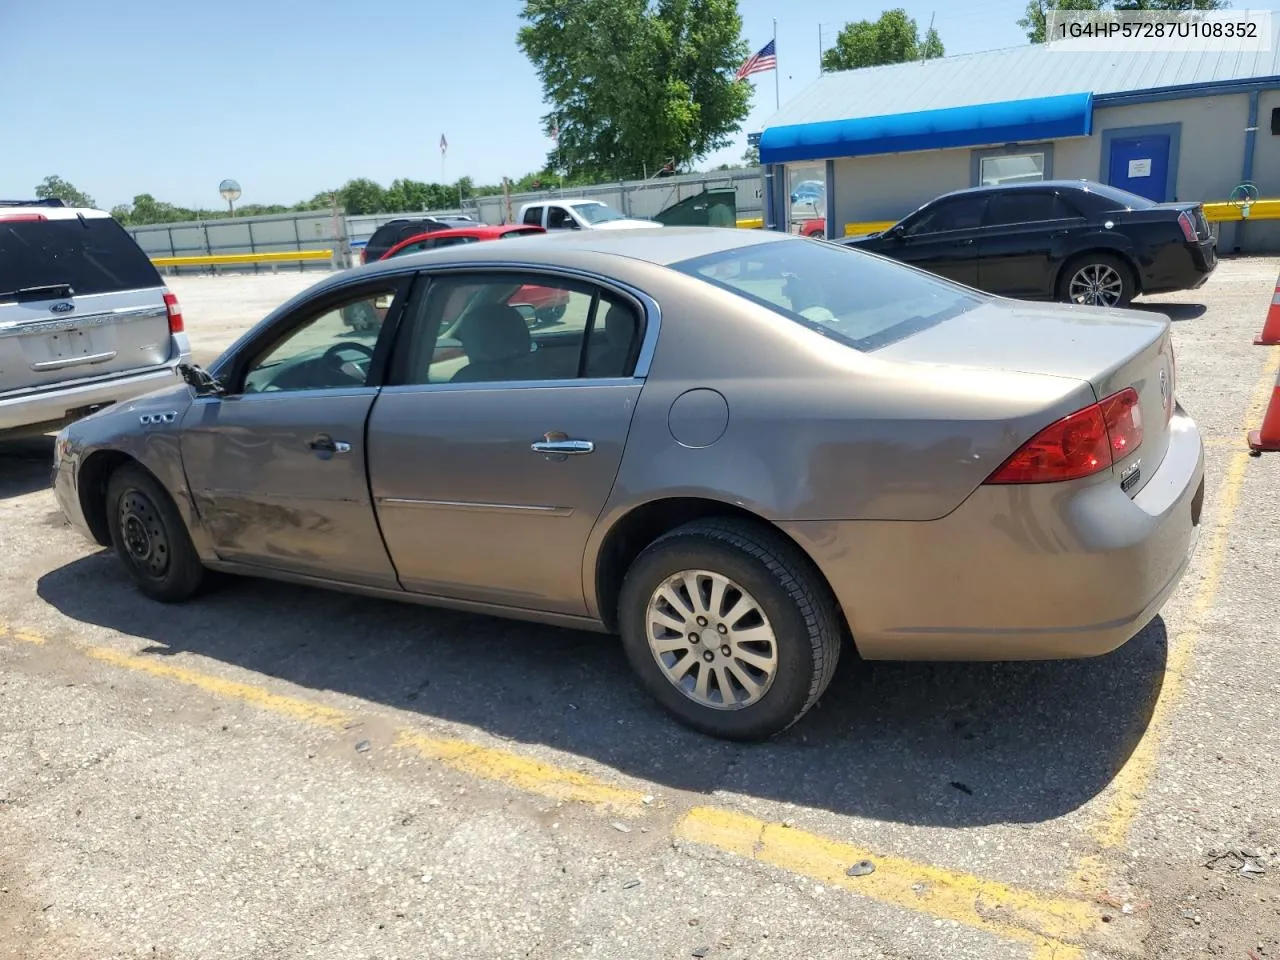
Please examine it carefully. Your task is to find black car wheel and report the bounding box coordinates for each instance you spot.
[1058,254,1134,308]
[617,518,842,741]
[105,464,206,603]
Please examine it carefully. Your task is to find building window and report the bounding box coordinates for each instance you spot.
[979,152,1046,186]
[970,143,1055,188]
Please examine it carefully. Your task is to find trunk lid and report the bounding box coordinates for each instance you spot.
[876,299,1176,494]
[0,213,174,395]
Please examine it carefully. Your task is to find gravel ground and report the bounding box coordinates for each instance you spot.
[2,259,1279,960]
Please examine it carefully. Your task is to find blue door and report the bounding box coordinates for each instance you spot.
[1107,135,1171,202]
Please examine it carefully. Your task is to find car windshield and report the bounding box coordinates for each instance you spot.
[571,202,625,224]
[673,239,986,352]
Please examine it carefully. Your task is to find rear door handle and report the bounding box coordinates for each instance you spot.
[308,433,351,455]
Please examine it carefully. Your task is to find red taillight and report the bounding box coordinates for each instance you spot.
[1177,210,1198,242]
[162,290,184,334]
[0,213,47,222]
[984,388,1143,485]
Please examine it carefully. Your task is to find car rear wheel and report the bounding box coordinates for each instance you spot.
[617,518,842,741]
[1058,253,1134,308]
[105,464,205,603]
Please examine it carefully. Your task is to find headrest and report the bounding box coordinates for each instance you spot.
[456,304,532,363]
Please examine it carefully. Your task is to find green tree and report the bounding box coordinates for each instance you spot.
[518,0,751,181]
[821,8,945,72]
[34,175,96,208]
[741,143,760,166]
[1111,0,1228,8]
[336,178,387,215]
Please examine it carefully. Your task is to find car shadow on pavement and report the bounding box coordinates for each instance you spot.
[36,553,1168,829]
[0,437,53,500]
[1132,302,1207,322]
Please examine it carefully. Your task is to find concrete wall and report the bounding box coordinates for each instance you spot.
[1089,94,1250,203]
[1245,89,1280,252]
[831,150,971,227]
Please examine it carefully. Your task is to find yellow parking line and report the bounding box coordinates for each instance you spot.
[85,646,355,729]
[395,730,648,814]
[0,625,48,645]
[676,807,1094,956]
[1074,351,1280,881]
[76,646,646,814]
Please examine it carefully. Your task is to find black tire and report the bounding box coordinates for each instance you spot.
[1056,252,1135,308]
[105,463,205,603]
[617,518,842,741]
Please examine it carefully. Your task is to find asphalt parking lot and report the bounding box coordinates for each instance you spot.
[3,260,1280,960]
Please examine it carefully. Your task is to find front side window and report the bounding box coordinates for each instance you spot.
[241,288,397,394]
[979,152,1046,186]
[673,239,985,353]
[395,273,641,385]
[547,206,579,230]
[906,195,989,235]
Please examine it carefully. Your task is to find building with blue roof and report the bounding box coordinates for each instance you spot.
[757,20,1280,251]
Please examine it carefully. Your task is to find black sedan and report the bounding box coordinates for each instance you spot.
[840,179,1217,307]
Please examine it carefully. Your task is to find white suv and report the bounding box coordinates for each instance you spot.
[0,200,191,439]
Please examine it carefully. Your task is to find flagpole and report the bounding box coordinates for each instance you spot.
[773,18,779,110]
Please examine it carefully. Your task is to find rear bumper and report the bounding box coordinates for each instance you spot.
[0,357,187,433]
[781,407,1205,660]
[1142,238,1217,295]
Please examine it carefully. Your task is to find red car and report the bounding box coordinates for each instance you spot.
[377,224,570,324]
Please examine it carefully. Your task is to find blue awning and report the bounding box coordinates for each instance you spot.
[759,92,1094,165]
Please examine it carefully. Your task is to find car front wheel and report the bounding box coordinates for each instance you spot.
[105,463,206,603]
[617,518,842,741]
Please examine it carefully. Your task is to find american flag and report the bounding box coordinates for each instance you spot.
[735,39,776,81]
[439,133,448,155]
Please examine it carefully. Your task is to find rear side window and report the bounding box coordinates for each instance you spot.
[522,206,543,226]
[984,191,1081,226]
[0,216,161,299]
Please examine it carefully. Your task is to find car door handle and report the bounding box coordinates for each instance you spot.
[308,433,351,454]
[531,434,595,456]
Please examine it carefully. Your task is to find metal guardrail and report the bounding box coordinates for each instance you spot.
[151,249,334,269]
[1202,199,1280,222]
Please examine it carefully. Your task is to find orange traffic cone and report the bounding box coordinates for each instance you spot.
[1248,364,1280,454]
[1254,275,1280,345]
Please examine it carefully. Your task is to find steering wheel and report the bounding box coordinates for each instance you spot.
[321,341,376,382]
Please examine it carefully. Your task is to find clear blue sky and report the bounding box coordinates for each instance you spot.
[1,0,1254,210]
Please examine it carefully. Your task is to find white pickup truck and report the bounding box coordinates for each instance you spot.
[516,199,662,231]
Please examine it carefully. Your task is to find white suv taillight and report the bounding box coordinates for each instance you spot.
[163,290,185,334]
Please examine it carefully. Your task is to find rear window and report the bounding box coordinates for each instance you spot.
[1074,183,1158,212]
[0,216,161,299]
[499,228,542,238]
[673,238,986,352]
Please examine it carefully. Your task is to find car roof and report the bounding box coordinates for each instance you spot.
[385,224,542,252]
[362,225,787,274]
[930,179,1105,202]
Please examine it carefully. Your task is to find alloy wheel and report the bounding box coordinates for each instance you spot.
[644,569,778,710]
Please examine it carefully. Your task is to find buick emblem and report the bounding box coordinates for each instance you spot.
[49,301,75,314]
